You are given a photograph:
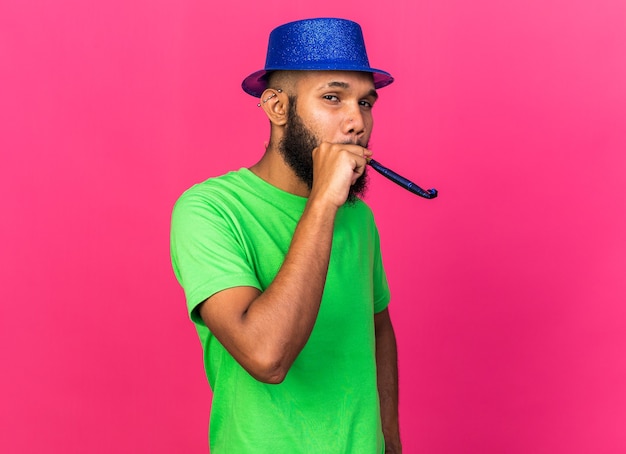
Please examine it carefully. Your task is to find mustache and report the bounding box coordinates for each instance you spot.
[338,140,369,148]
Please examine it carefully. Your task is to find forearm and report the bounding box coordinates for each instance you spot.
[375,309,401,453]
[241,198,338,378]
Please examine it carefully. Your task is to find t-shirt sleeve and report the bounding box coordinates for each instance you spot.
[170,189,261,324]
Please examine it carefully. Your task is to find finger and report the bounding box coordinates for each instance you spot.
[344,145,371,159]
[351,155,367,178]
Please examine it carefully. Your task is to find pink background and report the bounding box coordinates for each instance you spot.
[2,0,625,452]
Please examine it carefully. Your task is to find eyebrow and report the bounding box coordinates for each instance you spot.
[320,81,379,100]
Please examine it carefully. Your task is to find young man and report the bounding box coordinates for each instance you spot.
[171,18,401,453]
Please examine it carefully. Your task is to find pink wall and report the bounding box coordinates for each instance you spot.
[2,1,625,452]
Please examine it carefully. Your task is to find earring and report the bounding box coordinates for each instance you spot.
[257,89,283,107]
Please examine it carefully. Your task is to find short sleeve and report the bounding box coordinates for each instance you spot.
[170,188,261,324]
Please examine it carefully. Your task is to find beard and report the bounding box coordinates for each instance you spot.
[278,97,369,204]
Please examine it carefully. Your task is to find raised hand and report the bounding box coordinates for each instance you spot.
[309,142,372,208]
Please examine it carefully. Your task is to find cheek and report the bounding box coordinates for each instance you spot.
[362,113,374,138]
[308,111,341,140]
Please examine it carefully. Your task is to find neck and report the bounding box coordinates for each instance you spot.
[249,144,311,198]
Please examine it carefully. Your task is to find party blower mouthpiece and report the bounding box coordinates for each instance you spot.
[367,159,438,199]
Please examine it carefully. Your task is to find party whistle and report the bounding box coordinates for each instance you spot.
[367,158,438,199]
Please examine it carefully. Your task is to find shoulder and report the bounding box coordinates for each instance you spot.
[173,169,250,213]
[177,169,246,201]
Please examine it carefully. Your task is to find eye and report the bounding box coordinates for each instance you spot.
[359,99,374,109]
[323,94,340,102]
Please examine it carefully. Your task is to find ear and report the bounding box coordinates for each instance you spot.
[260,89,288,126]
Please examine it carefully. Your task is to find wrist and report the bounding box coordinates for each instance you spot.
[304,193,340,218]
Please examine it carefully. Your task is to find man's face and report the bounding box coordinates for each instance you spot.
[278,71,378,203]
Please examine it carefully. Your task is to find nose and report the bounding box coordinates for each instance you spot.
[344,104,366,139]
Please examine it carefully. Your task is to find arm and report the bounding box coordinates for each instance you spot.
[375,308,402,453]
[197,143,372,384]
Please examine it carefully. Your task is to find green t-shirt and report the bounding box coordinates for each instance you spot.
[170,168,391,453]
